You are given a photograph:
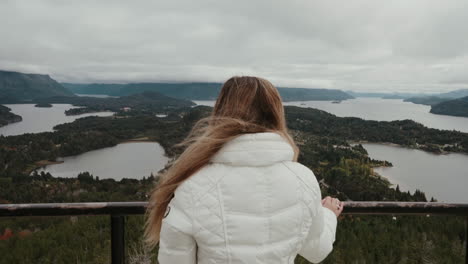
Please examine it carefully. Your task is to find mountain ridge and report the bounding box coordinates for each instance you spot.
[0,70,75,103]
[62,82,354,101]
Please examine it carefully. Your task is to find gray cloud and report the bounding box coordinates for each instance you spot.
[1,0,468,93]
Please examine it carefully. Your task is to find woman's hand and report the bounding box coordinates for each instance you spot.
[321,196,344,217]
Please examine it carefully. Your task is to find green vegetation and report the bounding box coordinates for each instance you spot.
[35,91,195,116]
[34,103,52,108]
[0,113,193,177]
[62,82,354,101]
[0,102,466,263]
[0,70,74,103]
[62,83,126,95]
[286,106,468,154]
[0,105,22,127]
[0,172,156,264]
[430,96,468,117]
[300,215,465,264]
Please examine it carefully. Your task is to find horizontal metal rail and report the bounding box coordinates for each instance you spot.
[0,202,467,264]
[1,201,468,217]
[0,202,148,217]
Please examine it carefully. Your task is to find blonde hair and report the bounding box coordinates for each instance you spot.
[144,76,298,246]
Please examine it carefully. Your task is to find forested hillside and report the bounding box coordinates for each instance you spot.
[430,96,468,117]
[285,106,468,154]
[0,105,22,127]
[0,70,74,103]
[36,91,195,115]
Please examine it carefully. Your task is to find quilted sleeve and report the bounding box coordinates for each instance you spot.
[158,184,197,264]
[298,198,337,263]
[284,162,337,263]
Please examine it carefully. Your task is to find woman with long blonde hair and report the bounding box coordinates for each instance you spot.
[145,76,343,264]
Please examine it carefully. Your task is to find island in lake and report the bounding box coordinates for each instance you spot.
[34,103,53,108]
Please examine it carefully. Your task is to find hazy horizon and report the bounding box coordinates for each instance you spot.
[2,1,468,93]
[61,80,463,95]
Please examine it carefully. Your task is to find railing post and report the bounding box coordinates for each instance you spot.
[111,215,125,264]
[465,217,468,264]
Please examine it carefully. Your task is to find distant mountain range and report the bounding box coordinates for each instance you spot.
[404,89,468,105]
[346,91,424,99]
[403,96,448,106]
[347,89,468,100]
[347,89,468,117]
[438,89,468,98]
[402,91,468,118]
[62,82,354,101]
[0,70,75,103]
[2,69,467,117]
[0,69,354,103]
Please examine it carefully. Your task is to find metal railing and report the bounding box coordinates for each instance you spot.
[1,202,467,264]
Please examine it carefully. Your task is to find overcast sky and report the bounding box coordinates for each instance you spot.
[1,0,468,93]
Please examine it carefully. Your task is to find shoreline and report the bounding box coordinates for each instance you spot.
[27,160,64,175]
[120,137,157,143]
[349,140,465,156]
[65,110,115,117]
[28,138,166,174]
[350,140,401,148]
[35,160,64,166]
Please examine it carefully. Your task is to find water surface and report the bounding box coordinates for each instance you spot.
[363,143,468,203]
[0,104,114,136]
[195,98,468,132]
[37,142,168,180]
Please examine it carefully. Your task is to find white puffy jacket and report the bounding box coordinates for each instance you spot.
[158,132,337,264]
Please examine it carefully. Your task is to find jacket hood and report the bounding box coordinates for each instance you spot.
[211,132,295,166]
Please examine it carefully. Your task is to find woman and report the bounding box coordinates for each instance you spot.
[145,76,343,264]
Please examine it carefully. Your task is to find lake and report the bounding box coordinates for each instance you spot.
[4,99,467,201]
[0,104,114,136]
[195,98,468,202]
[363,143,468,203]
[194,98,468,133]
[36,142,169,180]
